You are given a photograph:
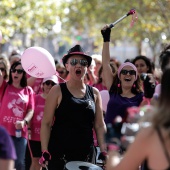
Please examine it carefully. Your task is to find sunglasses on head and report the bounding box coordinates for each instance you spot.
[11,68,24,74]
[44,80,56,86]
[121,69,136,75]
[69,59,88,67]
[0,68,5,72]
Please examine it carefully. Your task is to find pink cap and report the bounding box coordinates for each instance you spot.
[118,62,138,80]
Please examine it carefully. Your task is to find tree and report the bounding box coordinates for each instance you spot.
[0,0,59,42]
[0,0,170,59]
[57,0,170,56]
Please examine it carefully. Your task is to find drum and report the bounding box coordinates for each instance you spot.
[64,161,103,170]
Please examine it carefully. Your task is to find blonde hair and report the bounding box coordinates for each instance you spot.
[0,57,10,80]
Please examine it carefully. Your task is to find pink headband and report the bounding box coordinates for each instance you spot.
[118,62,138,80]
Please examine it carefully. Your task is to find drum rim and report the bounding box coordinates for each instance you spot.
[65,161,103,170]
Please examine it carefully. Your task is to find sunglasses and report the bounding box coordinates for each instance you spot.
[121,69,136,75]
[0,68,5,72]
[11,68,24,74]
[69,59,88,67]
[44,80,56,86]
[58,71,65,74]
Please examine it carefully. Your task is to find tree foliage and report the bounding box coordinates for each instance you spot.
[0,0,170,55]
[58,0,170,54]
[0,0,59,41]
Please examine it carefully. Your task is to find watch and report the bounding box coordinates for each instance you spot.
[24,119,28,125]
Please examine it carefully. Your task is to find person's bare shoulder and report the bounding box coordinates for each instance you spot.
[124,126,155,161]
[48,84,61,95]
[91,86,100,100]
[92,86,99,94]
[47,84,62,107]
[135,126,155,145]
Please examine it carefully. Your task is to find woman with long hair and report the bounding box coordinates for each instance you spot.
[101,25,143,130]
[0,61,34,170]
[0,57,10,81]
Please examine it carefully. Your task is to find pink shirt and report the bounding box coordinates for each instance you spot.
[93,83,107,91]
[153,84,161,97]
[0,82,35,139]
[32,78,43,94]
[27,74,43,94]
[30,94,45,141]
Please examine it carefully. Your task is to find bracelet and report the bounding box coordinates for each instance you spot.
[42,150,52,160]
[143,96,151,105]
[107,144,119,151]
[101,151,108,156]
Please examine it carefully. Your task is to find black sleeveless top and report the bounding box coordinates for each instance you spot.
[48,83,96,154]
[142,127,170,170]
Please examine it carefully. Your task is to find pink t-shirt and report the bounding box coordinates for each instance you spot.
[30,94,45,141]
[32,78,43,94]
[93,83,107,91]
[153,84,161,98]
[26,74,43,94]
[0,82,35,139]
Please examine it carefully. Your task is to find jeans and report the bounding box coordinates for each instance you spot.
[11,136,27,170]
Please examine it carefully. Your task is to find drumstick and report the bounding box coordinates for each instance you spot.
[45,165,48,170]
[109,9,136,28]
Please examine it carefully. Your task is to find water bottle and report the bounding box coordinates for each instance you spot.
[28,133,31,140]
[15,129,22,138]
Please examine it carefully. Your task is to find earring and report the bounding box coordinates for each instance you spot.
[117,83,120,87]
[133,84,136,88]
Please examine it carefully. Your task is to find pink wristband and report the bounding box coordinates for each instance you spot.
[107,144,119,151]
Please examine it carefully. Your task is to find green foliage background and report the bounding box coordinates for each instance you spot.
[0,0,170,56]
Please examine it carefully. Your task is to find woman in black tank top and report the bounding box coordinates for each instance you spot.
[40,45,106,170]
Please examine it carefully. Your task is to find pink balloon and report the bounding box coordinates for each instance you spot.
[21,47,56,78]
[153,84,161,98]
[155,84,161,94]
[100,90,109,112]
[0,30,2,43]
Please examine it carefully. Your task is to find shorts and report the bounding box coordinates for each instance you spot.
[29,140,41,157]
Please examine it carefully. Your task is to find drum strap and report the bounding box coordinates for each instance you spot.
[61,146,96,168]
[60,154,67,164]
[60,152,91,164]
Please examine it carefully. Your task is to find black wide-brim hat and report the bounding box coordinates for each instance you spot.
[62,44,92,67]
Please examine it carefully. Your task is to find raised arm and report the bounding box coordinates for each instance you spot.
[101,26,115,90]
